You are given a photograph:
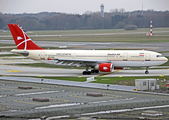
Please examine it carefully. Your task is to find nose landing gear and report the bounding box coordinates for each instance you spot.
[145,67,149,74]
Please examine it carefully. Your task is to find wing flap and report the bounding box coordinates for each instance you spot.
[53,58,110,67]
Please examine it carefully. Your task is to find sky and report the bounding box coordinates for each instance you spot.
[0,0,169,14]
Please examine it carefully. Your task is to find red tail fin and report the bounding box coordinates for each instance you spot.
[8,24,44,50]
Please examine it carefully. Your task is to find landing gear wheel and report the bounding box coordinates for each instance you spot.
[91,70,95,73]
[145,67,149,74]
[82,71,91,75]
[91,70,99,73]
[83,71,87,75]
[95,70,99,73]
[145,71,149,74]
[87,71,91,75]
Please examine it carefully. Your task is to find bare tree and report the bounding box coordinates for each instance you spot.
[119,8,125,14]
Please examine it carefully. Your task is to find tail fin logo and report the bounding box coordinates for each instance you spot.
[16,33,32,50]
[17,36,23,40]
[15,29,32,50]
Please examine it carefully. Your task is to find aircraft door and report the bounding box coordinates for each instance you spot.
[123,53,128,61]
[145,53,150,61]
[72,53,76,59]
[40,51,45,59]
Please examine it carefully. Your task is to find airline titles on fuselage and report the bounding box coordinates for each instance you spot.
[47,52,145,58]
[56,53,72,56]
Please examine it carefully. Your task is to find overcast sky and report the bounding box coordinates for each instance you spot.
[0,0,169,14]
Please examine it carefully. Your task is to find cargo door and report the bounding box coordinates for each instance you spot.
[72,53,76,59]
[40,51,45,59]
[145,53,150,61]
[123,53,128,61]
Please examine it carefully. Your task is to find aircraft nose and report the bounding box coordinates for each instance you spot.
[164,57,168,62]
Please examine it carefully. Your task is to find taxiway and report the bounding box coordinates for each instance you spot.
[0,64,168,77]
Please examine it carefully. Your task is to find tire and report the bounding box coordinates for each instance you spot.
[91,70,95,73]
[87,71,91,75]
[83,71,91,75]
[95,70,99,73]
[83,71,87,75]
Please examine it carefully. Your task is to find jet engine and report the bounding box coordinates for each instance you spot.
[95,63,114,72]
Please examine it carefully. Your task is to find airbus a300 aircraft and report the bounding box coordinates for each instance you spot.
[8,24,168,75]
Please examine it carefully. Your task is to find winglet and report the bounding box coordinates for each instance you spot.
[8,24,44,50]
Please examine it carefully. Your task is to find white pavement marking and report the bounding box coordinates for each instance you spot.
[81,104,169,116]
[0,95,7,98]
[35,103,82,110]
[29,115,70,120]
[89,97,136,104]
[15,90,63,96]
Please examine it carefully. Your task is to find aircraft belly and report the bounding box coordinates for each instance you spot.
[142,61,167,66]
[112,61,143,67]
[113,60,166,67]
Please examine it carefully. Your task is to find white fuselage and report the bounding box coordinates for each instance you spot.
[12,49,168,67]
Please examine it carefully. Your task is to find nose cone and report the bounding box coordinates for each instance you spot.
[164,57,168,62]
[163,56,168,64]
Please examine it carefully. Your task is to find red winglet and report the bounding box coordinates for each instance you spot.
[8,24,44,50]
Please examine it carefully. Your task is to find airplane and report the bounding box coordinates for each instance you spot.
[8,24,168,75]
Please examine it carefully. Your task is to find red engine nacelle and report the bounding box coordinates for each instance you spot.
[95,63,114,72]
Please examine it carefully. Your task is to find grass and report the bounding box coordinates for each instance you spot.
[159,51,169,53]
[38,77,87,82]
[37,76,169,89]
[0,54,20,57]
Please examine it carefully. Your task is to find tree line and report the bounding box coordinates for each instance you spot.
[0,10,169,30]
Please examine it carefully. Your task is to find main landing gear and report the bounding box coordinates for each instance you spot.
[83,71,91,75]
[82,66,99,75]
[91,70,99,73]
[145,67,149,74]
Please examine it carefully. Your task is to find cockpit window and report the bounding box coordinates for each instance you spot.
[157,55,163,57]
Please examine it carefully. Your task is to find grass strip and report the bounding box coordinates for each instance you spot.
[0,54,20,57]
[36,76,169,89]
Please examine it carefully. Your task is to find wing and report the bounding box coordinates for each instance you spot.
[52,58,111,67]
